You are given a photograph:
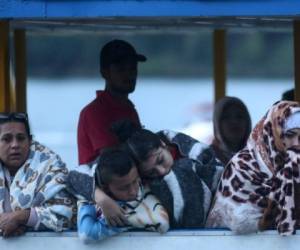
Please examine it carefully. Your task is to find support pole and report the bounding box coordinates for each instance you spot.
[213,29,226,103]
[14,29,27,112]
[0,21,10,112]
[294,20,300,103]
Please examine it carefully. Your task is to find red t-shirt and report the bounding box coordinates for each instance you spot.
[77,90,141,164]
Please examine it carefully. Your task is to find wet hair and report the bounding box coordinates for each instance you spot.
[95,147,136,187]
[0,113,32,139]
[111,119,162,163]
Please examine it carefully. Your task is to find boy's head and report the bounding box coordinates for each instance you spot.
[96,147,140,201]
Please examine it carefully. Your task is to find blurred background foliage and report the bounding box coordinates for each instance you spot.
[26,30,293,79]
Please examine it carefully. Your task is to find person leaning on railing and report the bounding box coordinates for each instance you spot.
[0,113,76,237]
[206,101,300,235]
[97,120,224,229]
[68,147,169,243]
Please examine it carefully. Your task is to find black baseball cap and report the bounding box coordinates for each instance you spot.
[100,39,147,69]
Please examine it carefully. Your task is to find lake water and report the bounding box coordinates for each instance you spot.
[27,78,293,167]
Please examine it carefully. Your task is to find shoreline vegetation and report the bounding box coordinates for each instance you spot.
[27,31,293,79]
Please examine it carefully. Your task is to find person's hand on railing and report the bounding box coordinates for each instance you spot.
[0,210,29,237]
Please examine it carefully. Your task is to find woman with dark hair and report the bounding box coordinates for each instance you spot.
[211,96,252,166]
[0,113,76,237]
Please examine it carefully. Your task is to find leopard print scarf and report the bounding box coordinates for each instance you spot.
[207,101,300,235]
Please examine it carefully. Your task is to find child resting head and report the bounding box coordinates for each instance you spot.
[111,120,223,228]
[112,119,221,182]
[95,147,140,202]
[94,148,169,233]
[69,147,170,241]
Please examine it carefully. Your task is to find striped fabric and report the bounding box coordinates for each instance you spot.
[149,130,223,228]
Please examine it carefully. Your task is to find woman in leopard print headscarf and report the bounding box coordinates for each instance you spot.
[206,101,300,235]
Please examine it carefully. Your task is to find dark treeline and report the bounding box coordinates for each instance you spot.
[27,31,293,79]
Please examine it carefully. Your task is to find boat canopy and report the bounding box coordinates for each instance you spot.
[1,0,300,32]
[1,0,300,112]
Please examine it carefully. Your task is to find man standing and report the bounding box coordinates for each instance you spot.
[77,40,146,164]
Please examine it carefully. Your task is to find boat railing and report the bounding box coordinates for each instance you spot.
[1,229,300,250]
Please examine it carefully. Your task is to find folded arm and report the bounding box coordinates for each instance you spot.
[77,202,127,243]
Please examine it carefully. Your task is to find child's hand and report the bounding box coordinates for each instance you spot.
[94,187,128,227]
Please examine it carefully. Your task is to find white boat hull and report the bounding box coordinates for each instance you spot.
[1,230,299,250]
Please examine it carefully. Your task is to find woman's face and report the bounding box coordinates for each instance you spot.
[283,128,300,150]
[220,105,248,147]
[0,122,31,174]
[140,145,174,179]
